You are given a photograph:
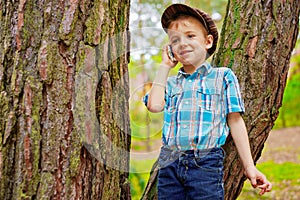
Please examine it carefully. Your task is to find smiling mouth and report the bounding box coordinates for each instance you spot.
[180,50,192,56]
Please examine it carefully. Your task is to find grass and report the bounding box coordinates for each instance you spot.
[238,161,300,200]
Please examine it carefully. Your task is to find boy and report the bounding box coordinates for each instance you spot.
[143,3,272,200]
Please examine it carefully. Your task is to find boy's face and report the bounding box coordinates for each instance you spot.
[167,16,213,71]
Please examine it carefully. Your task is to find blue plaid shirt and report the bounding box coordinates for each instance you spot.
[144,62,244,150]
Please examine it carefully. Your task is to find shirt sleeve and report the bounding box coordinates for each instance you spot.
[224,69,245,114]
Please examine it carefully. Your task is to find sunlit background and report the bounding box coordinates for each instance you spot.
[128,0,300,199]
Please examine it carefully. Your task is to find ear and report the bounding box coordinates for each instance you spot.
[205,34,214,49]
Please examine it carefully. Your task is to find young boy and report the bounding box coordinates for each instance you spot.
[143,3,272,200]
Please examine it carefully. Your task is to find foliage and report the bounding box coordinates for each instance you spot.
[130,159,157,200]
[274,40,300,129]
[274,74,300,128]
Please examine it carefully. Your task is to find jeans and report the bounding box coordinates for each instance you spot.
[157,147,225,200]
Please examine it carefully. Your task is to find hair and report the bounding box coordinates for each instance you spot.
[167,14,209,35]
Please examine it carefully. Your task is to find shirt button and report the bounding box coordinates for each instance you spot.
[185,101,189,104]
[182,125,188,129]
[188,80,192,82]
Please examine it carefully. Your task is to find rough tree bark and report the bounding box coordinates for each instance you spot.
[215,0,299,199]
[0,0,131,199]
[141,0,299,199]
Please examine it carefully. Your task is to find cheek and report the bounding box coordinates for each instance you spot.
[171,45,180,55]
[196,45,207,52]
[195,41,208,51]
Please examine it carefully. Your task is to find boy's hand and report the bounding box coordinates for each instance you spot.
[244,166,272,195]
[162,45,178,68]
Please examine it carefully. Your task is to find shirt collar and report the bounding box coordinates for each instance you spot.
[177,61,212,79]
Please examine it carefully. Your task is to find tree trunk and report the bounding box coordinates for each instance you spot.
[214,0,299,199]
[141,0,299,199]
[0,0,131,199]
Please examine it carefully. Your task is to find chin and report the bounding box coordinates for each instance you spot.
[180,60,196,67]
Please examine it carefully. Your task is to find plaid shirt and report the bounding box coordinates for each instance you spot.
[144,62,244,150]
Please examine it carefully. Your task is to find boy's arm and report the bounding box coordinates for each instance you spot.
[146,65,171,112]
[146,46,177,113]
[227,112,272,195]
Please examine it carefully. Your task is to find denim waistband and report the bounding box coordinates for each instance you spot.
[160,146,225,160]
[158,146,225,169]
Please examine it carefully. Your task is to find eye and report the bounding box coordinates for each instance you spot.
[188,34,196,38]
[171,38,179,44]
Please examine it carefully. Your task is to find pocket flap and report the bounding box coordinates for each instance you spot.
[169,86,182,97]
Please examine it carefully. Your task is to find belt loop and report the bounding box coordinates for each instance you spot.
[193,149,199,159]
[170,150,176,160]
[191,142,199,159]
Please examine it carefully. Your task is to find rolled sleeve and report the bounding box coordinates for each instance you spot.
[224,69,245,114]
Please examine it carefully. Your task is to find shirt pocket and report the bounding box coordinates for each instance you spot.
[166,86,182,112]
[196,87,221,113]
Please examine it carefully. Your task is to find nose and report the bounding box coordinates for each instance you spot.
[178,35,189,47]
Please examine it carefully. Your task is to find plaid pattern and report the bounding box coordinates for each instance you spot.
[144,62,245,150]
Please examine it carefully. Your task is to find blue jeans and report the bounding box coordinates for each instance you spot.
[157,147,225,200]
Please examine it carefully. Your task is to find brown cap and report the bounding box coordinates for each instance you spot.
[161,3,218,56]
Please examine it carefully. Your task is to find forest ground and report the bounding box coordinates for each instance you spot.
[259,126,300,163]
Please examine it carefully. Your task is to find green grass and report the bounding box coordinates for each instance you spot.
[238,161,300,199]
